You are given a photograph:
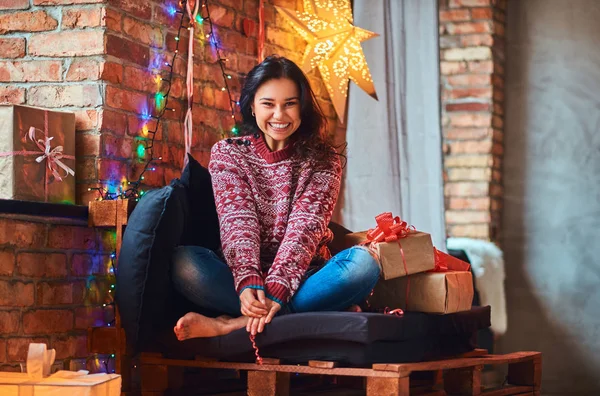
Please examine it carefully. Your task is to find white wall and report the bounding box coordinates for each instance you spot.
[502,1,600,394]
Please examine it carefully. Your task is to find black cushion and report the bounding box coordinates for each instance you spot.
[179,153,221,251]
[116,179,189,353]
[153,306,491,366]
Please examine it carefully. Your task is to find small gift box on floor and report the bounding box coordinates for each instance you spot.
[0,371,121,396]
[369,249,474,314]
[0,105,75,204]
[343,213,435,280]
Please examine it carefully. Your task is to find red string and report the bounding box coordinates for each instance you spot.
[249,334,263,365]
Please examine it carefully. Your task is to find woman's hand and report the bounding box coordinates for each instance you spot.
[239,288,268,318]
[246,297,282,335]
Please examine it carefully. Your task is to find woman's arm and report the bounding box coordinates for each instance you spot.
[209,141,264,295]
[264,156,342,304]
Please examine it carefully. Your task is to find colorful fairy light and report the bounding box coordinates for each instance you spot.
[94,0,242,201]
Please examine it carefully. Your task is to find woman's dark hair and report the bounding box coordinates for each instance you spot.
[239,55,339,164]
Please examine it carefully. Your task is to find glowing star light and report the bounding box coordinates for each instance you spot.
[275,0,378,122]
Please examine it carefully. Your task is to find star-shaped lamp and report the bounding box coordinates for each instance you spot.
[275,0,379,122]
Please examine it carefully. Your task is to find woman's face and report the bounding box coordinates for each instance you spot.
[251,78,301,151]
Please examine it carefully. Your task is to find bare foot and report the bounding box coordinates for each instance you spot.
[173,313,247,341]
[346,305,362,312]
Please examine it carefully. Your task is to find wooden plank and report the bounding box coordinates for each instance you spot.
[139,356,400,378]
[308,360,337,369]
[507,354,542,390]
[373,352,541,377]
[140,364,168,393]
[481,386,534,396]
[248,370,290,396]
[444,364,483,395]
[88,200,135,228]
[366,376,409,396]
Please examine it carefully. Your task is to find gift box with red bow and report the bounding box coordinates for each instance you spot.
[0,105,76,204]
[342,213,436,280]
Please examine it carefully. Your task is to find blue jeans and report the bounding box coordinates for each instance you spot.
[171,246,380,317]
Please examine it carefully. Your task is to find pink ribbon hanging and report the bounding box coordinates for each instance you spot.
[183,0,200,170]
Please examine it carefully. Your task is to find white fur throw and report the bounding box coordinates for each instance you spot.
[447,238,507,336]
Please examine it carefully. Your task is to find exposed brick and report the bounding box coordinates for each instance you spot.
[449,0,491,7]
[29,84,102,108]
[0,339,5,362]
[108,0,151,19]
[445,181,488,197]
[0,10,57,34]
[62,7,103,29]
[101,62,123,85]
[71,253,109,276]
[37,281,85,305]
[48,225,95,250]
[467,60,493,73]
[0,219,46,248]
[471,7,493,19]
[74,109,99,130]
[447,87,492,100]
[444,127,492,140]
[0,250,15,276]
[74,306,106,329]
[448,197,490,210]
[0,280,34,306]
[445,21,492,35]
[34,0,103,4]
[106,34,149,68]
[127,115,160,140]
[102,134,133,159]
[103,7,122,32]
[165,31,189,56]
[0,0,29,9]
[29,30,104,57]
[447,167,491,181]
[7,337,49,361]
[446,102,491,112]
[23,309,74,334]
[448,224,489,239]
[98,158,128,182]
[0,38,26,59]
[75,133,100,156]
[210,4,234,28]
[439,9,470,22]
[0,86,26,104]
[66,59,102,81]
[445,154,492,168]
[448,113,491,127]
[99,108,127,135]
[16,252,67,277]
[105,85,148,113]
[0,311,20,335]
[448,140,493,154]
[460,34,494,47]
[440,61,467,75]
[75,157,97,182]
[52,335,87,359]
[444,47,491,62]
[446,210,490,224]
[0,60,62,82]
[122,66,156,93]
[97,230,116,252]
[447,74,491,87]
[123,16,163,47]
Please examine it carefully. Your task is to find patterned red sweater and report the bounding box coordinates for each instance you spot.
[209,134,342,304]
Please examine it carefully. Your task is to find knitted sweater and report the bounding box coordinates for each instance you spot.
[208,134,342,304]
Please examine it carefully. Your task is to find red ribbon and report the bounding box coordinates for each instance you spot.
[432,247,471,272]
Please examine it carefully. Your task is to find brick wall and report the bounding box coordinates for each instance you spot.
[0,213,116,371]
[0,0,337,205]
[439,0,506,241]
[0,0,336,371]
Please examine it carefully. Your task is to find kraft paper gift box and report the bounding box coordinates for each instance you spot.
[367,270,474,314]
[343,230,435,280]
[0,105,76,204]
[0,371,121,396]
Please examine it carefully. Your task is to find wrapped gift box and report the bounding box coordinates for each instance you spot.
[0,105,76,204]
[0,371,121,396]
[368,270,474,314]
[343,230,435,280]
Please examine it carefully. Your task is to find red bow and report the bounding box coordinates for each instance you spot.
[365,212,416,244]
